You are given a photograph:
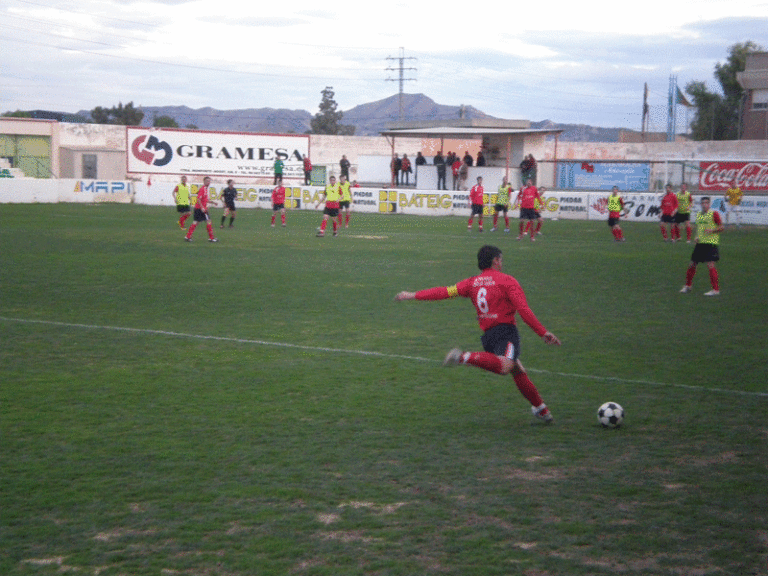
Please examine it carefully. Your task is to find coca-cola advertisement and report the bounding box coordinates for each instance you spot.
[699,161,768,191]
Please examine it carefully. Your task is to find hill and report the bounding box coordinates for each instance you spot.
[69,94,629,141]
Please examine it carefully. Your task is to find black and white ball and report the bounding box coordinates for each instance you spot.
[597,402,624,428]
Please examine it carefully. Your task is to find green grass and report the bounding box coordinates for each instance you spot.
[1,203,767,576]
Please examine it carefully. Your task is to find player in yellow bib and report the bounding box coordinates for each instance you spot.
[680,197,724,296]
[725,180,743,227]
[337,174,353,229]
[607,186,626,241]
[491,177,512,232]
[172,176,192,229]
[316,176,341,237]
[672,183,693,243]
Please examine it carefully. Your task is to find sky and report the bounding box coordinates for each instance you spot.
[2,0,767,130]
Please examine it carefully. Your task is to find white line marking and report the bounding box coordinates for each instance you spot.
[2,316,766,398]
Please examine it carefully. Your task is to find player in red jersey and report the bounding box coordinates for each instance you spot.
[271,178,287,228]
[660,184,678,241]
[534,185,546,236]
[515,179,543,241]
[184,176,218,242]
[395,245,561,423]
[467,176,485,232]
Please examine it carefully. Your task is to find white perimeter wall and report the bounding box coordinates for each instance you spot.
[3,179,767,224]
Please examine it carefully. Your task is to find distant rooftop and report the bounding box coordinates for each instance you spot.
[385,118,531,130]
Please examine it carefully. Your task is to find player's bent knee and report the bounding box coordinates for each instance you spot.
[498,357,514,374]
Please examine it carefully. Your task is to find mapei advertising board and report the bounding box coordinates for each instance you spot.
[126,127,309,179]
[556,161,650,191]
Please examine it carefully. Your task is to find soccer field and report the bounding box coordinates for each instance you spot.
[2,203,767,576]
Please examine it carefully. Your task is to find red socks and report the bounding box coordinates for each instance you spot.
[320,219,337,233]
[661,225,668,239]
[535,221,542,233]
[206,223,214,240]
[282,213,286,226]
[709,267,719,290]
[464,352,504,374]
[179,214,190,227]
[461,352,545,409]
[504,216,509,228]
[687,226,692,241]
[493,214,498,227]
[185,223,196,239]
[685,265,696,287]
[513,371,544,407]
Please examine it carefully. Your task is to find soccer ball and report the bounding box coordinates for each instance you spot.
[597,402,624,428]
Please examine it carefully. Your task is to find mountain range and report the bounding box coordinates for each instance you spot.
[72,93,631,142]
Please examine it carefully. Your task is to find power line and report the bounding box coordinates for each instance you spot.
[386,47,417,121]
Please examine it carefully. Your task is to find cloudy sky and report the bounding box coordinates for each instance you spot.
[2,0,766,130]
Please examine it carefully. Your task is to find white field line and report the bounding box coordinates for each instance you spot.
[2,316,767,399]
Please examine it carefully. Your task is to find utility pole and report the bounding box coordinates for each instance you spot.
[641,82,649,142]
[667,75,678,142]
[386,47,417,121]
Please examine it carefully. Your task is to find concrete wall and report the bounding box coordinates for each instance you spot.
[545,139,768,161]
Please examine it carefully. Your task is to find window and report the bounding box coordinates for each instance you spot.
[82,154,97,178]
[751,89,768,110]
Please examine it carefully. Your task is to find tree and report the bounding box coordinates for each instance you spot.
[90,101,144,126]
[685,41,762,140]
[310,87,355,135]
[153,115,179,128]
[2,110,32,118]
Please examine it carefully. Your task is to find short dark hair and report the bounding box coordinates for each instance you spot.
[477,245,502,270]
[701,196,710,202]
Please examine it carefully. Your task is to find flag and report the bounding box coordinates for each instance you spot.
[147,176,152,186]
[676,86,694,108]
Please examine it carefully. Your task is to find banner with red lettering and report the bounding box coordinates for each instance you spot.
[699,161,768,191]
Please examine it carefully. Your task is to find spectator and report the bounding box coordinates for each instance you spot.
[273,157,284,185]
[434,151,447,191]
[520,154,537,184]
[339,155,351,179]
[476,151,486,167]
[401,154,412,186]
[303,154,312,185]
[391,154,402,186]
[451,156,462,190]
[415,151,427,186]
[458,161,469,191]
[463,151,474,167]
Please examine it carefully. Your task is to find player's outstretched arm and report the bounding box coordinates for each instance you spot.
[396,286,455,301]
[542,331,561,346]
